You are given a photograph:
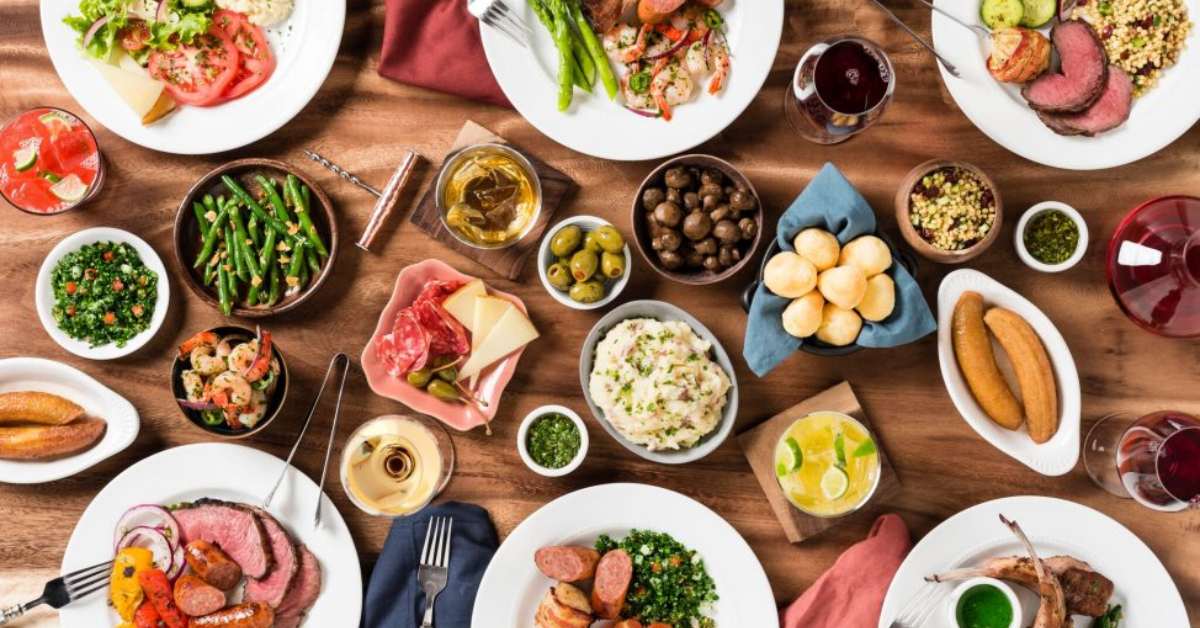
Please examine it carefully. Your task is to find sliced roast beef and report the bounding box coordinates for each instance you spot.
[1022,20,1108,113]
[1037,66,1133,135]
[584,0,623,34]
[273,544,322,627]
[244,508,300,609]
[173,498,274,579]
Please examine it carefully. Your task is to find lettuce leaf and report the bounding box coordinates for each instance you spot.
[63,0,213,62]
[63,0,130,61]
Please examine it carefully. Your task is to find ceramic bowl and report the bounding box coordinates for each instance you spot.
[579,300,739,464]
[537,215,632,311]
[943,577,1023,628]
[516,405,589,477]
[1014,201,1089,273]
[895,159,1003,264]
[173,158,337,318]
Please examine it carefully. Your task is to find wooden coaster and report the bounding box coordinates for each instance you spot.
[737,381,901,543]
[408,121,576,280]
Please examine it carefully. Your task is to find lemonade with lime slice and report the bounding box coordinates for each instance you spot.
[774,411,881,517]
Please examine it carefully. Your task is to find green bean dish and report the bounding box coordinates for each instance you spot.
[595,529,718,626]
[51,241,157,348]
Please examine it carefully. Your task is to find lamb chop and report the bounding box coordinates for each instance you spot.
[928,555,1114,617]
[1000,515,1069,628]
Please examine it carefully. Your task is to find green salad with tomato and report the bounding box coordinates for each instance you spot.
[51,241,158,348]
[64,0,215,64]
[595,529,717,627]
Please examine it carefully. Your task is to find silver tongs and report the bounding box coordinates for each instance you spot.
[263,352,352,528]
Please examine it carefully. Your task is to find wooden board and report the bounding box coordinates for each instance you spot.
[407,120,576,280]
[739,381,901,543]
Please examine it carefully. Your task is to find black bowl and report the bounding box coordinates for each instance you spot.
[170,326,288,438]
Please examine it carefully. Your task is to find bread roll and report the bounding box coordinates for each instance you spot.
[839,235,892,277]
[763,252,817,298]
[781,291,824,338]
[793,228,840,271]
[817,265,867,309]
[857,274,896,322]
[816,303,863,346]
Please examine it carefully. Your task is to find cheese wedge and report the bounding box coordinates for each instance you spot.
[443,279,487,330]
[90,59,176,125]
[468,296,514,388]
[457,306,538,381]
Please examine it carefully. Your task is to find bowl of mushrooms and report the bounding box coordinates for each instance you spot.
[631,155,764,285]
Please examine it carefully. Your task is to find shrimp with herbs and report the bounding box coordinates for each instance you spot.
[175,327,280,431]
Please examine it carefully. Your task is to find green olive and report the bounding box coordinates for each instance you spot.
[546,262,573,291]
[406,368,433,388]
[593,225,626,254]
[549,225,583,258]
[601,252,626,279]
[427,379,461,402]
[569,280,605,304]
[583,231,603,253]
[569,249,599,282]
[557,256,572,267]
[435,366,458,382]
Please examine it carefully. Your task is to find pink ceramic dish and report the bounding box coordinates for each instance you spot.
[360,259,530,431]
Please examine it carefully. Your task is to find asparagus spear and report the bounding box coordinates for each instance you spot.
[568,0,618,99]
[546,0,575,111]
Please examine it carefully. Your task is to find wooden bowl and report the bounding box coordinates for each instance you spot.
[894,159,1003,264]
[631,154,764,285]
[173,158,338,318]
[170,326,289,439]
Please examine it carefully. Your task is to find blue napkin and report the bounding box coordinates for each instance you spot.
[743,163,936,377]
[363,502,498,628]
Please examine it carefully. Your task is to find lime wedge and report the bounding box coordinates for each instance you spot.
[820,466,850,500]
[853,438,877,458]
[50,174,88,202]
[775,461,789,477]
[39,111,74,137]
[785,437,804,471]
[12,146,37,171]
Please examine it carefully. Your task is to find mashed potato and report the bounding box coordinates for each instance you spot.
[216,0,293,26]
[588,318,731,451]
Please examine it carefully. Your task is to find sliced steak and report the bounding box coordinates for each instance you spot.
[1022,20,1108,113]
[1037,66,1132,136]
[244,508,300,609]
[172,498,273,579]
[584,0,623,34]
[273,544,322,627]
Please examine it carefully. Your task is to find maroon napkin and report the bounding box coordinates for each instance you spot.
[379,0,513,107]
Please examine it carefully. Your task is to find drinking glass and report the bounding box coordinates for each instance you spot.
[1106,196,1200,337]
[339,414,455,518]
[784,36,896,145]
[1084,410,1200,512]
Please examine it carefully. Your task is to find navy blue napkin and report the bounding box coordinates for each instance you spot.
[363,502,498,628]
[743,163,936,377]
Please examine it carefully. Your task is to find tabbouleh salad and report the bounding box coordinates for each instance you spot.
[51,241,157,348]
[595,529,717,627]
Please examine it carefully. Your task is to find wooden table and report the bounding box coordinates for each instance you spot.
[2,0,1199,625]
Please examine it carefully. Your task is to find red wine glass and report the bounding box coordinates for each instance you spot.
[1084,410,1200,512]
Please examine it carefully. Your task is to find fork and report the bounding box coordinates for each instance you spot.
[913,0,992,38]
[0,560,113,625]
[467,0,532,47]
[418,516,454,628]
[865,0,962,78]
[887,580,950,628]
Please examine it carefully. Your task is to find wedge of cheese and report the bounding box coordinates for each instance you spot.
[468,296,514,388]
[442,279,487,330]
[90,59,176,125]
[457,306,538,381]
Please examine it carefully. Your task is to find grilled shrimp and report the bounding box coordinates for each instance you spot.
[190,345,226,376]
[181,370,205,402]
[650,61,694,121]
[237,390,269,428]
[209,371,252,408]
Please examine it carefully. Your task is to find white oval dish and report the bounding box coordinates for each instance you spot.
[943,577,1022,628]
[936,269,1081,476]
[0,357,139,484]
[35,227,170,360]
[537,215,631,311]
[516,404,589,477]
[1014,202,1089,273]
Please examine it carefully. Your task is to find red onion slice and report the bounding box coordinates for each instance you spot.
[116,526,174,574]
[177,398,218,411]
[82,15,109,49]
[113,504,181,552]
[166,544,185,580]
[156,0,169,23]
[625,106,662,118]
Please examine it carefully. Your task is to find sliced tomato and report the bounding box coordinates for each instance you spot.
[211,9,276,101]
[147,26,240,106]
[119,20,151,53]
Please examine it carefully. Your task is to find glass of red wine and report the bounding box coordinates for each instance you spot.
[784,36,895,145]
[1084,410,1200,512]
[1106,196,1200,337]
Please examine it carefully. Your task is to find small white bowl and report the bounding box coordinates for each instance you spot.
[517,405,589,477]
[1014,201,1088,273]
[537,215,631,311]
[944,577,1022,628]
[35,227,170,360]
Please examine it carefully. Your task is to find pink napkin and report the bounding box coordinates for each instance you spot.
[781,514,912,628]
[378,0,512,107]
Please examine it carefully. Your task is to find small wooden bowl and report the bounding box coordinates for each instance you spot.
[631,154,765,285]
[173,159,338,318]
[894,159,1003,264]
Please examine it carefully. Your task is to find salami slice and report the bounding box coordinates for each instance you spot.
[415,280,464,306]
[414,300,470,357]
[377,309,430,376]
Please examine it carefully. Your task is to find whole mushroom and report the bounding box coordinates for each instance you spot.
[682,211,713,241]
[654,201,684,228]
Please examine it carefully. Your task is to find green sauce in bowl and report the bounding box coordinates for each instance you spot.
[526,413,580,469]
[955,583,1014,628]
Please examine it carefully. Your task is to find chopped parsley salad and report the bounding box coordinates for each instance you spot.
[595,529,718,627]
[51,241,158,348]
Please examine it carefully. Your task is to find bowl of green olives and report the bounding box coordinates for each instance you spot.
[538,215,632,310]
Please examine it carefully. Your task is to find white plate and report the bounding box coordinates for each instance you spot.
[40,1,345,155]
[35,227,170,360]
[61,442,362,627]
[879,495,1188,627]
[0,357,138,484]
[931,2,1200,170]
[480,1,784,161]
[936,269,1080,476]
[473,483,778,627]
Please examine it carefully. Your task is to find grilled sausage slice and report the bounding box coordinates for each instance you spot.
[187,602,274,628]
[184,540,243,591]
[591,549,633,620]
[173,575,226,617]
[535,546,601,582]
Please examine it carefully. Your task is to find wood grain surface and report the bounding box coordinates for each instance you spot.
[2,0,1200,626]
